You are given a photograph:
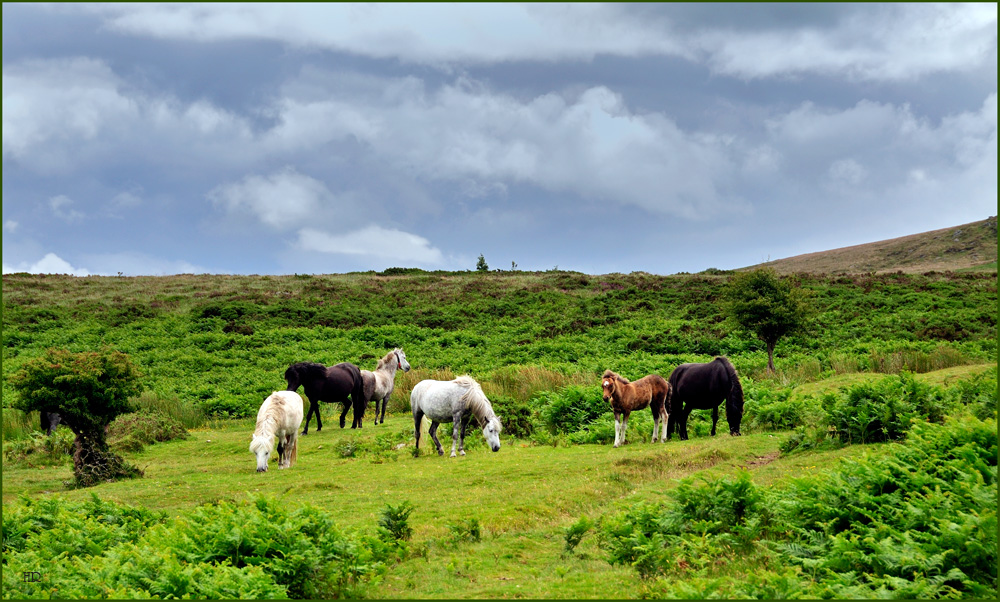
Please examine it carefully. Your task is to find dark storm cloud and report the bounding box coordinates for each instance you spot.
[2,3,995,276]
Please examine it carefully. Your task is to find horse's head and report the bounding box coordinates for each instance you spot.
[395,349,411,373]
[482,415,503,452]
[601,370,618,403]
[249,435,271,472]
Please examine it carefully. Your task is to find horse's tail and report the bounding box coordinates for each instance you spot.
[662,378,673,421]
[718,356,744,414]
[289,432,298,466]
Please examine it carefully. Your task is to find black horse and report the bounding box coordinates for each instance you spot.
[41,411,61,436]
[667,356,744,440]
[285,362,366,434]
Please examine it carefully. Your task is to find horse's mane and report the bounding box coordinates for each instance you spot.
[455,376,502,431]
[715,356,744,411]
[376,348,402,370]
[251,393,288,453]
[602,369,630,385]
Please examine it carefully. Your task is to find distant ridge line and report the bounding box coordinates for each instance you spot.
[741,216,997,274]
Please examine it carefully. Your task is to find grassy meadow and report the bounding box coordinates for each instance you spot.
[2,269,996,598]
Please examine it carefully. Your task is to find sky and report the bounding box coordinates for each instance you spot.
[2,3,997,276]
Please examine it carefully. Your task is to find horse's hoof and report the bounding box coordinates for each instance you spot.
[459,451,466,456]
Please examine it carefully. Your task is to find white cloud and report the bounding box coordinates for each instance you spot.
[63,3,996,80]
[49,194,85,222]
[3,220,18,233]
[827,158,867,186]
[297,226,444,265]
[697,4,997,80]
[208,167,338,230]
[3,57,255,174]
[2,253,90,276]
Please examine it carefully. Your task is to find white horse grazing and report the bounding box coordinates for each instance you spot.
[363,348,411,425]
[250,391,304,472]
[410,376,503,457]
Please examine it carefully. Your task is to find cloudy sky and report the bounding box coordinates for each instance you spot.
[2,3,996,276]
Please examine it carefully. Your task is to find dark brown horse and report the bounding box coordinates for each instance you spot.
[284,361,366,434]
[667,356,744,440]
[601,369,671,448]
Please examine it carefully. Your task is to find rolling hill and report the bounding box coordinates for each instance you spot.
[742,216,997,274]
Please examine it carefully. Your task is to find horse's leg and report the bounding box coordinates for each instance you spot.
[660,405,669,442]
[351,395,364,429]
[450,410,464,457]
[650,406,659,444]
[277,438,285,467]
[456,412,469,457]
[339,400,350,429]
[413,410,423,456]
[621,411,630,446]
[302,399,315,435]
[379,394,388,425]
[429,421,444,456]
[680,407,691,440]
[711,405,719,437]
[613,410,622,448]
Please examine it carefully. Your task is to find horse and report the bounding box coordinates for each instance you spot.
[284,361,366,434]
[41,411,61,436]
[249,391,304,472]
[667,356,744,440]
[410,375,503,457]
[362,348,411,425]
[601,369,671,448]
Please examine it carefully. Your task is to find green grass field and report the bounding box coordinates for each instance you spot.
[2,414,876,599]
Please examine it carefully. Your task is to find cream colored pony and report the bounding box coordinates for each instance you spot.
[250,391,303,472]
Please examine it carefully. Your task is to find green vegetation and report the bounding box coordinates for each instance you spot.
[725,267,813,372]
[600,415,997,598]
[1,269,996,598]
[8,348,144,487]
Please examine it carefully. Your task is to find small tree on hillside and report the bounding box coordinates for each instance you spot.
[724,268,813,374]
[476,254,489,272]
[9,348,144,487]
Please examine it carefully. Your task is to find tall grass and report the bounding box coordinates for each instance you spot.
[130,391,205,430]
[2,408,36,442]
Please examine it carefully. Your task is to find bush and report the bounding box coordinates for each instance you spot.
[377,501,414,542]
[447,518,482,543]
[3,429,75,467]
[600,415,998,598]
[107,412,189,453]
[537,385,607,434]
[564,516,593,554]
[2,495,399,599]
[486,395,534,439]
[823,372,954,444]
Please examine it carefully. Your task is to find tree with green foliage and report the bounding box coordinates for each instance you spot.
[9,348,144,487]
[476,253,489,272]
[724,268,812,374]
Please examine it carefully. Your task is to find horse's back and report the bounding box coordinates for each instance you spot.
[669,358,732,402]
[261,390,304,430]
[410,378,464,422]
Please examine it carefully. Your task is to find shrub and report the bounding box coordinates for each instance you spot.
[823,372,954,444]
[447,518,482,543]
[537,385,607,434]
[107,412,189,453]
[3,495,399,600]
[485,394,534,439]
[8,348,144,487]
[564,516,593,554]
[3,429,75,467]
[377,501,415,542]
